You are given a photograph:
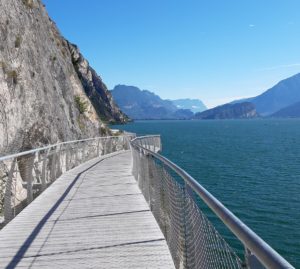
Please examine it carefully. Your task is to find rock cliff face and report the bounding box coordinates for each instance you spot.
[68,43,128,123]
[194,102,258,120]
[0,0,127,154]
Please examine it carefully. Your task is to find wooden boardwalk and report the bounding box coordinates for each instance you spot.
[0,151,175,269]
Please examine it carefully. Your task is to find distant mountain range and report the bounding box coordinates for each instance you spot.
[170,99,207,113]
[271,101,300,118]
[110,85,206,120]
[233,73,300,116]
[195,102,258,120]
[111,72,300,120]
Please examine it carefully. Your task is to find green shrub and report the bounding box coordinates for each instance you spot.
[22,0,34,8]
[114,130,124,136]
[0,61,7,72]
[15,36,21,48]
[1,63,19,85]
[74,96,88,114]
[7,70,18,85]
[77,119,85,131]
[50,55,57,62]
[100,127,113,136]
[100,126,107,135]
[61,48,67,57]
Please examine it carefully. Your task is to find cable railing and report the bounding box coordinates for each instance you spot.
[130,135,295,269]
[0,135,134,228]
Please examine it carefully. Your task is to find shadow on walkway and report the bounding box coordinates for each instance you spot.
[6,158,105,269]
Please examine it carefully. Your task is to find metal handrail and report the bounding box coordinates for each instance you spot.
[0,135,127,162]
[132,134,161,139]
[0,135,134,226]
[130,136,295,269]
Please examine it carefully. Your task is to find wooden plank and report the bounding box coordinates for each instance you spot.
[0,151,175,268]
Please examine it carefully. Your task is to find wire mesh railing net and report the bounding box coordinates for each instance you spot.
[131,137,244,269]
[0,135,131,227]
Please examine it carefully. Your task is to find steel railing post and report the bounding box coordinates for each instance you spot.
[50,148,57,182]
[41,148,50,191]
[22,153,35,204]
[65,145,70,172]
[4,159,16,224]
[97,139,100,157]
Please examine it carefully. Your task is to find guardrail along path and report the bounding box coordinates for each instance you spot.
[0,151,175,268]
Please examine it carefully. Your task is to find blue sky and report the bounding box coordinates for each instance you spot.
[43,0,300,108]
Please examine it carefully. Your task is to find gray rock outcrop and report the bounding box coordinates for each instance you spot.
[68,43,128,123]
[0,0,127,154]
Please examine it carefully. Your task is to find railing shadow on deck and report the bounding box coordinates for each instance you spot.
[0,135,134,228]
[130,135,295,269]
[5,157,106,268]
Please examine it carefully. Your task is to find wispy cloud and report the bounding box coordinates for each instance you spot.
[257,63,300,71]
[249,24,255,28]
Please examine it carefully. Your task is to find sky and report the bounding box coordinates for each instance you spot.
[43,0,300,108]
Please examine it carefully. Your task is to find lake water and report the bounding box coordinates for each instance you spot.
[113,119,300,267]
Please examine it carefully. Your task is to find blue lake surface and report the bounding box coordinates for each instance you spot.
[113,119,300,267]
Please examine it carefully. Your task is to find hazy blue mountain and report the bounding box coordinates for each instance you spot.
[194,102,258,120]
[230,97,255,104]
[233,73,300,116]
[271,101,300,118]
[171,99,207,113]
[110,85,194,119]
[172,109,194,119]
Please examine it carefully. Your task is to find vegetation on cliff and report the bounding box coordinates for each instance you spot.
[0,0,127,154]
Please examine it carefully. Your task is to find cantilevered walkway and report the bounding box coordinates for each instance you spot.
[0,135,295,269]
[0,151,175,268]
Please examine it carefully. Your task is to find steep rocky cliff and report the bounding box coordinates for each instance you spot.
[194,102,258,120]
[68,43,128,123]
[0,0,127,154]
